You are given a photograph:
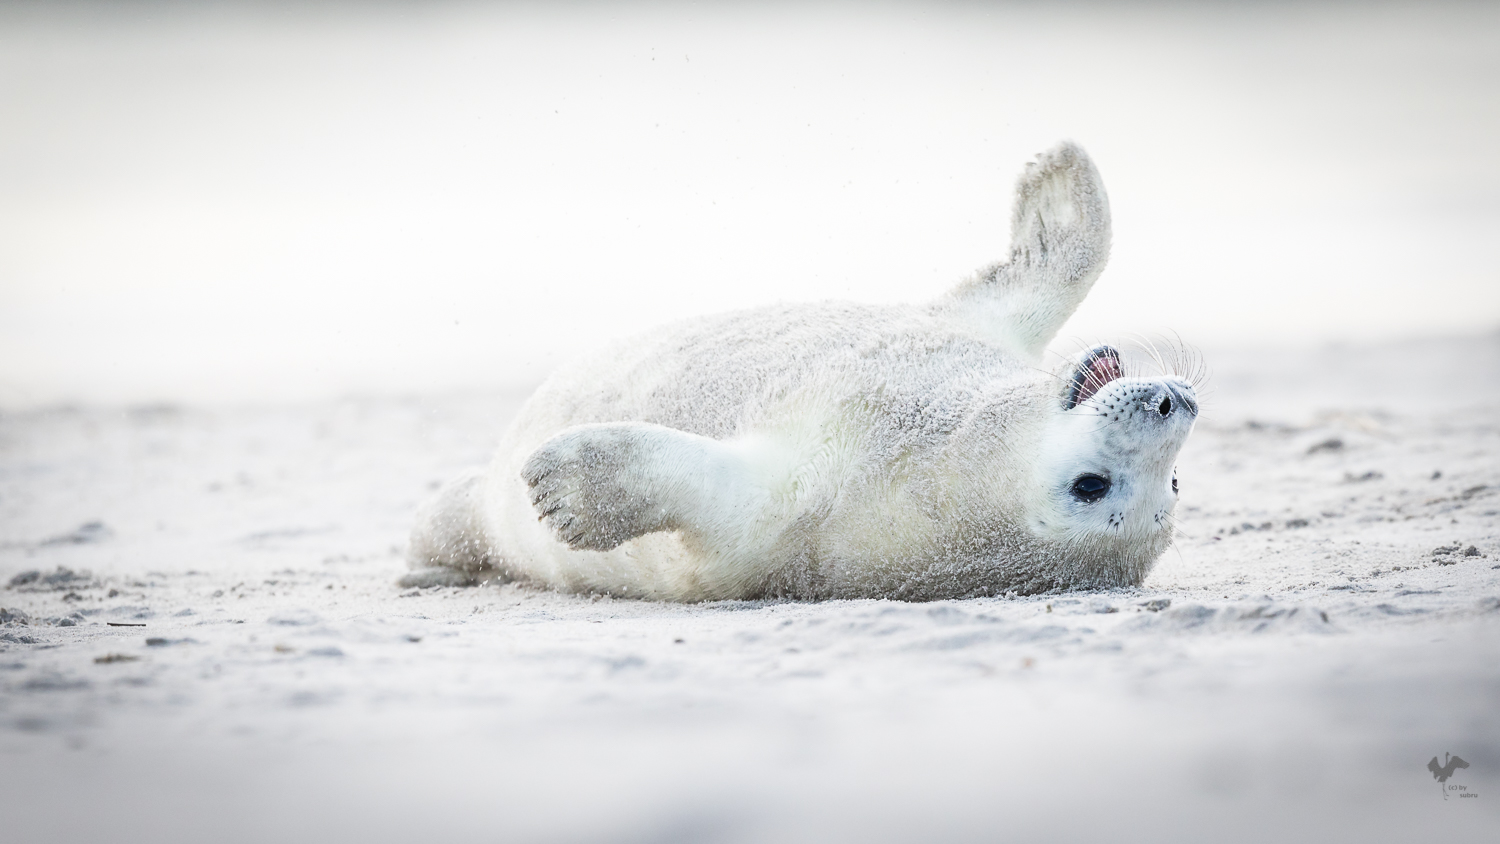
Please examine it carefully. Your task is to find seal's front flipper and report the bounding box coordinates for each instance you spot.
[945,141,1111,357]
[521,422,759,552]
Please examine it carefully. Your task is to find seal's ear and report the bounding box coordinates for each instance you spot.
[943,142,1112,358]
[1064,345,1122,410]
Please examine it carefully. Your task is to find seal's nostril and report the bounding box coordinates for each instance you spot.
[1158,397,1172,417]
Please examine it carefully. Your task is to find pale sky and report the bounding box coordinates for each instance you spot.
[2,1,1497,404]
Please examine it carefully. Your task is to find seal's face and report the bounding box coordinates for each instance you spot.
[1033,346,1198,549]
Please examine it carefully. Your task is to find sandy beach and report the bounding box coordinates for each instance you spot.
[3,2,1498,839]
[2,333,1497,842]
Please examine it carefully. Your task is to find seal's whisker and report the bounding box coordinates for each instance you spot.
[1159,512,1192,539]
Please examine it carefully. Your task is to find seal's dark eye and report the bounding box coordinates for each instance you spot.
[1070,473,1110,503]
[1172,471,1179,494]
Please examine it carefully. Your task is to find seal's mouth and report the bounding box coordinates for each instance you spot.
[1064,345,1122,410]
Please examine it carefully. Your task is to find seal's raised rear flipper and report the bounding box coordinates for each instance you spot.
[943,141,1111,358]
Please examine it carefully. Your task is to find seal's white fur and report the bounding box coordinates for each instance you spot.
[405,142,1198,600]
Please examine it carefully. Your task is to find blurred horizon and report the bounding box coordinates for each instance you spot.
[2,0,1498,405]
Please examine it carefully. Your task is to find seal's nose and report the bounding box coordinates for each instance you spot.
[1154,381,1198,419]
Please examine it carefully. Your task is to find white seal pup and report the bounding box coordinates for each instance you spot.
[404,141,1199,600]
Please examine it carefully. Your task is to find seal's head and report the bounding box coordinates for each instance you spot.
[1031,344,1199,574]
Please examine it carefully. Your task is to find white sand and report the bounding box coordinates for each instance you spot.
[2,334,1498,842]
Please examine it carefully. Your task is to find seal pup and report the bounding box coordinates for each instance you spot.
[404,141,1199,600]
